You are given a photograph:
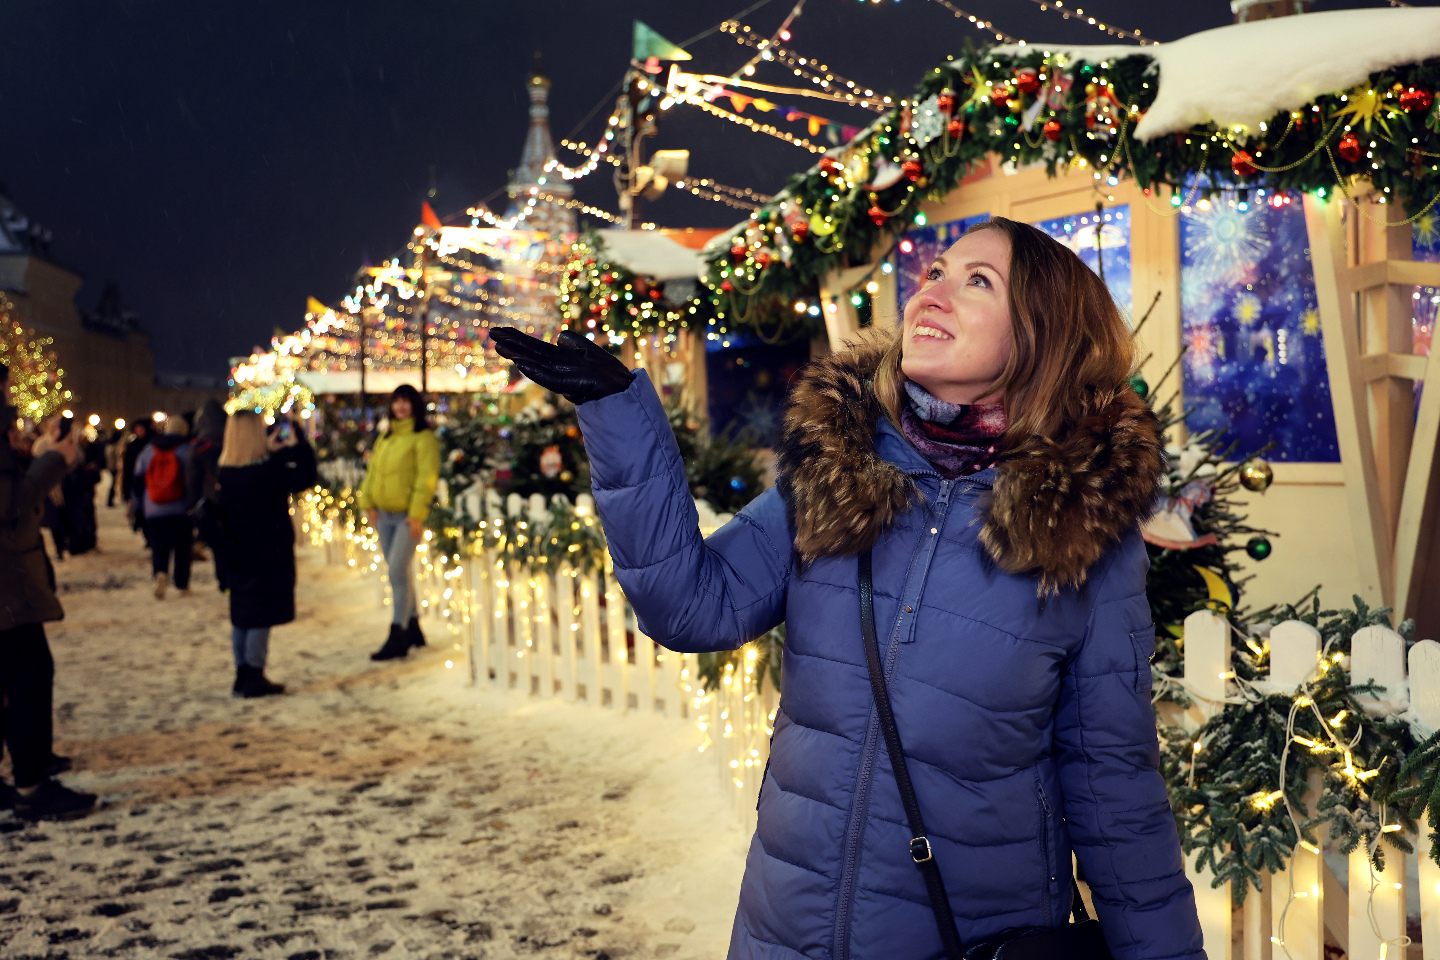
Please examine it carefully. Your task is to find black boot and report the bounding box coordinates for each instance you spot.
[232,665,248,698]
[405,616,426,649]
[370,624,410,661]
[238,667,285,698]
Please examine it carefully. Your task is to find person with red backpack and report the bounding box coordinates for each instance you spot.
[131,416,194,599]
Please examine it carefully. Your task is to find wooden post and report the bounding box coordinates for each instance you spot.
[603,568,629,710]
[1182,609,1233,958]
[1301,195,1391,605]
[1303,193,1440,638]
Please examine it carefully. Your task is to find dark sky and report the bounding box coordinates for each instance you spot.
[0,0,1407,375]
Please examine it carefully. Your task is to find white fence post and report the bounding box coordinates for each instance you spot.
[553,566,577,701]
[1183,609,1233,960]
[602,567,628,710]
[579,571,602,705]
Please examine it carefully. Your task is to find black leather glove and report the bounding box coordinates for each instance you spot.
[489,328,636,405]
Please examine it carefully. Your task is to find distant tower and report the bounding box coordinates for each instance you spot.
[505,53,577,238]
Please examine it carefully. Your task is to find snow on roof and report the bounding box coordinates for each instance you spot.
[994,7,1440,141]
[597,229,708,280]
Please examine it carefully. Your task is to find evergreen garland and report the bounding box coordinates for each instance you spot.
[700,45,1440,340]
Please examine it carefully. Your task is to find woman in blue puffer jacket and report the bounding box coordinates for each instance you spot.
[491,217,1204,960]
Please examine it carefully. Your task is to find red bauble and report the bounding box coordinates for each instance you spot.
[819,157,842,175]
[867,205,888,226]
[1043,119,1062,142]
[1401,86,1434,113]
[791,220,810,242]
[720,280,733,292]
[1015,69,1041,96]
[937,91,956,114]
[1338,131,1362,163]
[901,159,923,181]
[729,243,746,261]
[1231,150,1256,177]
[600,272,615,284]
[947,118,965,139]
[754,251,772,268]
[989,85,1011,108]
[648,287,662,299]
[588,302,603,314]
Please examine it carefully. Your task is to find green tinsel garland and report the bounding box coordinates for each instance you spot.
[701,45,1440,340]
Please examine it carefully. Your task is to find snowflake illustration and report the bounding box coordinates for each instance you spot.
[912,95,945,147]
[1415,211,1439,252]
[1234,293,1262,326]
[1301,307,1321,336]
[1183,203,1268,283]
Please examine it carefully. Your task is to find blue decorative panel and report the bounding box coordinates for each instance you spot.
[1031,206,1133,317]
[895,213,991,311]
[1180,193,1339,462]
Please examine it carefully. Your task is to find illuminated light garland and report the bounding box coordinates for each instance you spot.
[921,0,1023,44]
[723,22,892,109]
[1025,0,1158,46]
[673,179,769,210]
[686,72,886,111]
[689,97,829,153]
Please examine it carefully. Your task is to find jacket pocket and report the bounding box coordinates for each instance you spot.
[1035,780,1054,926]
[1130,626,1158,693]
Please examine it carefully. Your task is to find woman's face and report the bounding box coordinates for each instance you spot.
[900,228,1014,405]
[391,395,412,421]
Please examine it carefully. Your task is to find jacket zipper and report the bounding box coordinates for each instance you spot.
[1036,780,1054,925]
[833,478,956,960]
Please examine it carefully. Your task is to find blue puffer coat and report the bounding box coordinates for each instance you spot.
[575,339,1204,960]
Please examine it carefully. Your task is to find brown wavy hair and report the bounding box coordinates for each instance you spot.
[872,215,1135,449]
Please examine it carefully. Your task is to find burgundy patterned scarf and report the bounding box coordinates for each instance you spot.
[898,380,1007,479]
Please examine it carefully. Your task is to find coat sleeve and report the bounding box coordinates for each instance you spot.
[407,430,440,522]
[575,371,790,654]
[278,435,319,494]
[132,446,153,507]
[2,451,68,521]
[357,440,378,512]
[1055,531,1204,960]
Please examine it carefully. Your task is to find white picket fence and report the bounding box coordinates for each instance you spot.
[301,488,1440,959]
[1178,608,1440,960]
[302,489,780,832]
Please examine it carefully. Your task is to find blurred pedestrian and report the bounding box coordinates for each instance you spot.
[61,432,103,555]
[215,410,316,697]
[359,385,438,661]
[187,399,228,590]
[132,416,194,598]
[0,362,98,820]
[120,418,153,539]
[104,427,123,508]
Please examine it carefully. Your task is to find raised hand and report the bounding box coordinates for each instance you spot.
[489,328,635,405]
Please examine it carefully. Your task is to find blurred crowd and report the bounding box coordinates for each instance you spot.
[1,375,438,822]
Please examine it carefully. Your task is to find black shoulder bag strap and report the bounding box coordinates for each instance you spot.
[858,549,967,960]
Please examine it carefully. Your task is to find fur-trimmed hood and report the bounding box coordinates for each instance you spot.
[774,334,1164,594]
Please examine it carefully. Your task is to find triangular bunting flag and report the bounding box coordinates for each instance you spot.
[306,297,330,316]
[420,202,443,231]
[633,21,691,62]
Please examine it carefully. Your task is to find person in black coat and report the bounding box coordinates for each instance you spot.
[187,399,228,591]
[215,410,317,698]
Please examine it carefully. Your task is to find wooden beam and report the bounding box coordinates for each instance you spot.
[1301,195,1392,605]
[819,264,875,353]
[1355,352,1430,382]
[1394,335,1440,636]
[1343,259,1440,292]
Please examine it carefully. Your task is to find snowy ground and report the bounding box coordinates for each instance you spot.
[0,493,747,959]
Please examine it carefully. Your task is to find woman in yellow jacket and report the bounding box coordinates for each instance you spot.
[358,384,440,660]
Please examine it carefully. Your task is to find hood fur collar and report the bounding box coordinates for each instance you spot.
[775,334,1164,594]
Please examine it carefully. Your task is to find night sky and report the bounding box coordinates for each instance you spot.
[0,0,1404,375]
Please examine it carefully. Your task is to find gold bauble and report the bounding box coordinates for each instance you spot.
[1239,458,1273,492]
